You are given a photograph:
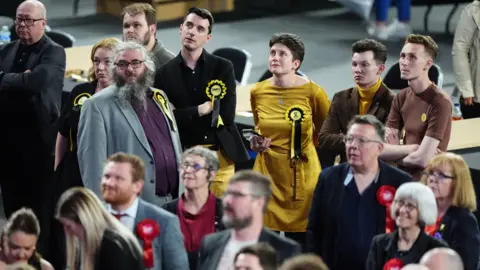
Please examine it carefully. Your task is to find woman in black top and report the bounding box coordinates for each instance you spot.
[0,208,54,270]
[422,153,480,270]
[50,37,120,270]
[54,37,119,188]
[366,182,447,270]
[56,187,143,270]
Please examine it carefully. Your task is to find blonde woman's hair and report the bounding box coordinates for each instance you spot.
[88,37,121,81]
[421,153,477,212]
[55,187,142,270]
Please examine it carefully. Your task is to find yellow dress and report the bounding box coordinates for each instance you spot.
[250,79,330,232]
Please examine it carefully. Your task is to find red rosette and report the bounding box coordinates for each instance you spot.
[136,219,160,268]
[377,185,396,206]
[383,258,403,270]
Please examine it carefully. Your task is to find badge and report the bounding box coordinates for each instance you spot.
[421,113,427,122]
[285,105,306,164]
[73,93,92,106]
[285,106,305,124]
[152,89,176,131]
[153,91,166,106]
[205,79,227,100]
[383,258,403,270]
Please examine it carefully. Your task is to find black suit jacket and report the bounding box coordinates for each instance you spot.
[154,51,249,163]
[366,230,447,270]
[95,228,144,270]
[198,228,301,270]
[436,206,480,270]
[0,35,66,152]
[307,160,412,269]
[318,83,394,167]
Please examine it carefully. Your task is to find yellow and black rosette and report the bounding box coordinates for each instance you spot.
[285,105,305,162]
[73,93,92,107]
[153,89,176,131]
[205,79,227,128]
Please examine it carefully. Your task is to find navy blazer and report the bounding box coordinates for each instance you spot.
[366,230,447,270]
[307,160,412,269]
[436,206,480,270]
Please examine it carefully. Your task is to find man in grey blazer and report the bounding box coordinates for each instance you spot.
[198,171,301,270]
[101,152,189,270]
[78,41,183,206]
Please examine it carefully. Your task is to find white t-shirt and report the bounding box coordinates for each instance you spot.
[216,237,258,270]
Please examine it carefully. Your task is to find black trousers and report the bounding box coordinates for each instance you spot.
[460,96,480,119]
[0,153,55,259]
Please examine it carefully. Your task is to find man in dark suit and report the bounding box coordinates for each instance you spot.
[101,152,189,270]
[198,170,300,270]
[307,114,412,270]
[0,0,65,258]
[318,38,394,168]
[121,3,174,68]
[154,7,249,199]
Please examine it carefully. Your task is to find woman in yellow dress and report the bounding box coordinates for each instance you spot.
[250,33,330,250]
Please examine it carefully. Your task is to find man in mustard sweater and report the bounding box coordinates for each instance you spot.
[318,38,395,167]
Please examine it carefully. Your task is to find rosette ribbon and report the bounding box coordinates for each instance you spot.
[377,185,396,233]
[136,219,160,268]
[205,80,227,128]
[383,258,403,270]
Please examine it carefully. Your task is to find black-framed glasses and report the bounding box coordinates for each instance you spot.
[179,162,209,172]
[13,17,44,26]
[115,60,144,70]
[343,135,381,146]
[423,171,454,181]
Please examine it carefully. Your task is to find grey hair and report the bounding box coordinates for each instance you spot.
[347,114,385,142]
[420,248,464,270]
[391,182,438,226]
[113,41,156,73]
[229,170,272,211]
[181,146,220,172]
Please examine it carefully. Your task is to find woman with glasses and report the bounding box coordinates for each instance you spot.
[50,37,120,270]
[421,153,480,270]
[162,146,225,270]
[0,208,53,270]
[366,182,447,270]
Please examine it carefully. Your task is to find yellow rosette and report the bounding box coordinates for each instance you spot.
[73,93,92,106]
[153,90,176,131]
[205,79,227,128]
[285,105,306,164]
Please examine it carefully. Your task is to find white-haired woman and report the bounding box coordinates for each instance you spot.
[56,187,143,270]
[366,182,447,270]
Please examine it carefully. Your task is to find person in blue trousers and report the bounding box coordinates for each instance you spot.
[368,0,412,40]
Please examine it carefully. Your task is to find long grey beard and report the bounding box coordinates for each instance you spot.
[114,68,154,105]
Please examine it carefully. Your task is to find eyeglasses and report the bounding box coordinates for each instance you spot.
[179,162,209,172]
[395,199,417,212]
[13,17,44,26]
[223,190,260,199]
[115,60,144,70]
[343,135,381,146]
[423,171,454,181]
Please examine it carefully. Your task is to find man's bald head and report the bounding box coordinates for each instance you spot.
[420,248,463,270]
[18,0,47,19]
[401,264,430,270]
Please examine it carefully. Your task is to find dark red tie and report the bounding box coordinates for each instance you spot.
[112,213,127,220]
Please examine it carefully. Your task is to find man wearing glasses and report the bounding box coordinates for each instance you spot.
[77,41,183,206]
[307,115,412,270]
[0,0,66,260]
[198,170,300,270]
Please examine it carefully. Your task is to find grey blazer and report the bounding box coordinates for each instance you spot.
[134,199,189,270]
[77,85,184,204]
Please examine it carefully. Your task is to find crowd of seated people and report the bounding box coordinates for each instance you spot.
[0,0,479,270]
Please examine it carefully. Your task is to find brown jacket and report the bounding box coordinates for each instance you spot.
[318,83,394,167]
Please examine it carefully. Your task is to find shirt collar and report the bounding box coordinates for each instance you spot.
[343,166,380,186]
[20,34,46,52]
[107,197,139,218]
[175,49,208,67]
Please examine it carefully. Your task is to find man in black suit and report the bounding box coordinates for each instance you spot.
[198,171,300,270]
[0,0,65,258]
[154,7,249,199]
[307,114,412,270]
